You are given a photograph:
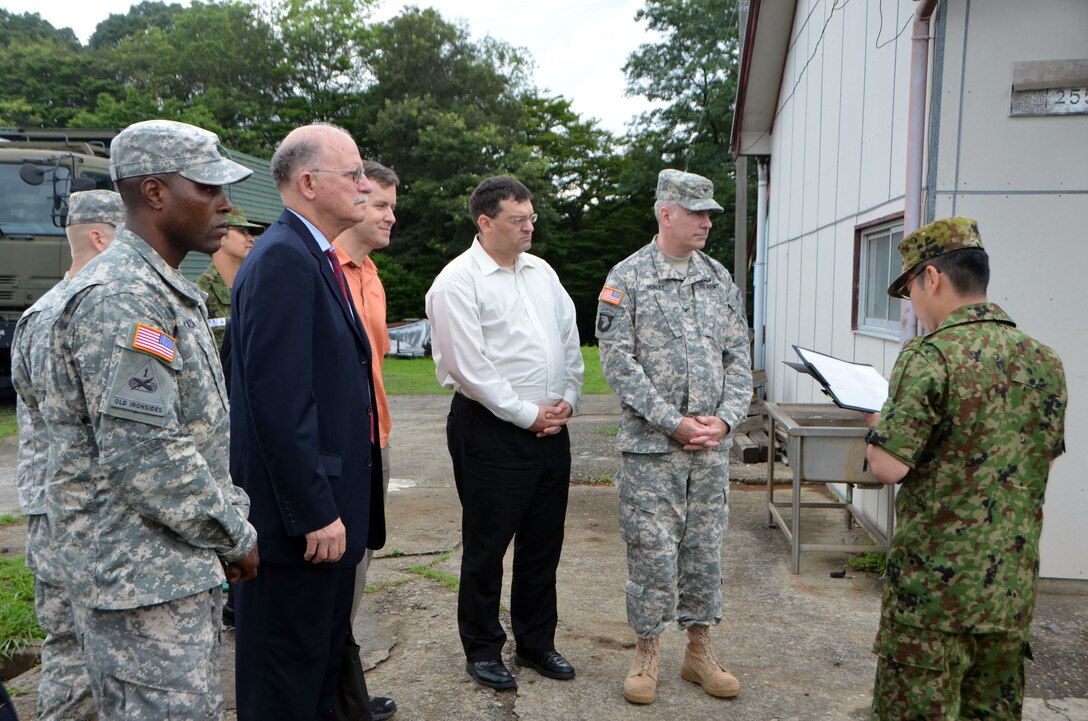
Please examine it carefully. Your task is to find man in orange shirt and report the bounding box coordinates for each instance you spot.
[332,160,398,721]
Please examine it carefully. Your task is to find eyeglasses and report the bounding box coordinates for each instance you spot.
[492,213,538,227]
[309,167,365,184]
[901,265,931,299]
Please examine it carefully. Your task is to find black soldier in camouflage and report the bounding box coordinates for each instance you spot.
[40,119,260,721]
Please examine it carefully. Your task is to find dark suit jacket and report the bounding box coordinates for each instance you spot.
[230,209,385,567]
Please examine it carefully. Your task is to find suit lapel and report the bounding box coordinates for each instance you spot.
[280,210,370,354]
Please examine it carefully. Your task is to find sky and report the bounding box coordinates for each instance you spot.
[1,0,665,134]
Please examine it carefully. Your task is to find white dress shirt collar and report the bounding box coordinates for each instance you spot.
[467,236,539,275]
[287,208,334,253]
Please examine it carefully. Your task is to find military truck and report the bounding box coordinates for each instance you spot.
[0,127,283,395]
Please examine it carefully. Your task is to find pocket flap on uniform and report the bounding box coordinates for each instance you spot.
[872,624,947,671]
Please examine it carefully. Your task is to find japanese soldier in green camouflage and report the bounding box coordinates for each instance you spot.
[196,206,260,349]
[11,189,123,721]
[864,217,1067,721]
[40,119,260,721]
[596,169,752,706]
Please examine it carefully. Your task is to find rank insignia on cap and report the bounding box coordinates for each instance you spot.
[599,286,624,305]
[132,323,176,363]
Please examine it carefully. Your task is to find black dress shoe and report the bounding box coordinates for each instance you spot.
[369,695,397,720]
[466,660,517,690]
[514,650,576,680]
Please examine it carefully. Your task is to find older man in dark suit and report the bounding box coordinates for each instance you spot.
[230,123,386,721]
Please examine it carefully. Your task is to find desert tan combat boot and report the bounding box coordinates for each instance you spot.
[623,635,660,704]
[680,624,740,698]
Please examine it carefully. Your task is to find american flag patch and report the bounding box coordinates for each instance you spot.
[599,286,624,305]
[132,323,176,363]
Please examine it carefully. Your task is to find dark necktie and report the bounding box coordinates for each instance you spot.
[324,248,350,304]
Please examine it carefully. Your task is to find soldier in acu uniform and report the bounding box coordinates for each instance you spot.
[864,217,1067,721]
[40,119,260,721]
[596,169,752,706]
[11,189,124,721]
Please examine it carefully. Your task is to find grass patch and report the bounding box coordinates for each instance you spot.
[596,424,619,437]
[381,347,612,396]
[0,400,17,441]
[579,346,611,395]
[848,551,887,575]
[0,556,43,659]
[404,547,459,592]
[381,356,451,395]
[382,547,405,558]
[406,563,460,593]
[574,473,614,486]
[0,514,24,527]
[364,577,413,594]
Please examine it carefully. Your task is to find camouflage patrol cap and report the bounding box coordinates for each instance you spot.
[656,169,724,213]
[67,190,125,227]
[888,216,985,298]
[225,207,262,229]
[109,119,252,186]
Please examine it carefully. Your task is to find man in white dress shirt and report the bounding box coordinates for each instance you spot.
[426,175,584,691]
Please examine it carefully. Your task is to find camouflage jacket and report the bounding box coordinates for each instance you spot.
[873,303,1067,633]
[596,240,752,453]
[195,263,230,349]
[11,276,70,518]
[41,229,257,610]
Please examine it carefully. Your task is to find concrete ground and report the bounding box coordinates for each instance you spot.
[1,394,1085,720]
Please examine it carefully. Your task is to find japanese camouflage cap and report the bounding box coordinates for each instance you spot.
[887,216,985,298]
[66,189,125,227]
[656,169,724,213]
[109,119,252,186]
[226,207,262,229]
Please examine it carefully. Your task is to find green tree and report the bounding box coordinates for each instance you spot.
[272,0,375,125]
[623,0,743,268]
[0,10,113,127]
[87,1,186,49]
[0,10,78,47]
[78,1,289,154]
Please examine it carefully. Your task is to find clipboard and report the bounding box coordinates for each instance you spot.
[787,345,889,413]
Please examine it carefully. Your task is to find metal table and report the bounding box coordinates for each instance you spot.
[765,402,895,574]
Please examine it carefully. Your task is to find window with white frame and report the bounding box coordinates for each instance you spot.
[858,221,903,338]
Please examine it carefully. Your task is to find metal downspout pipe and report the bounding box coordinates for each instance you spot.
[901,0,940,345]
[753,158,769,378]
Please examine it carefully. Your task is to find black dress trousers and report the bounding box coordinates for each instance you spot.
[446,392,572,662]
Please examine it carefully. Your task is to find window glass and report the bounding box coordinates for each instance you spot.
[0,162,66,236]
[858,222,903,337]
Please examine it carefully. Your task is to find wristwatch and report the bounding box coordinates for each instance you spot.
[864,426,879,445]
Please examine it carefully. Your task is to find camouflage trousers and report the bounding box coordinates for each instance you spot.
[871,619,1030,720]
[73,589,225,721]
[617,450,729,638]
[26,515,96,721]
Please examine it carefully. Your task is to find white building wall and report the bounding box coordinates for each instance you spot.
[764,0,913,401]
[761,0,1088,578]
